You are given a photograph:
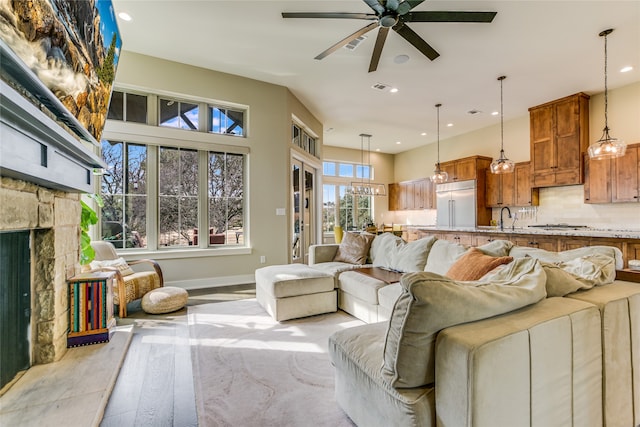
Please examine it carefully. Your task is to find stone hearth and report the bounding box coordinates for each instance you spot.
[1,176,81,364]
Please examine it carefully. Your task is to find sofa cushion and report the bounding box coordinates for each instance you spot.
[541,254,617,297]
[334,232,375,265]
[509,245,624,270]
[381,257,547,388]
[476,239,513,257]
[370,232,404,269]
[339,270,388,304]
[446,247,513,281]
[423,239,467,275]
[390,236,437,273]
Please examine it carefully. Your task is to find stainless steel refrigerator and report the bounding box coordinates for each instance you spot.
[436,179,477,227]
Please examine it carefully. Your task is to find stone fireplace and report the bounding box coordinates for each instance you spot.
[0,176,82,365]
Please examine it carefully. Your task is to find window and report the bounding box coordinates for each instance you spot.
[159,98,199,130]
[291,123,318,157]
[322,161,373,232]
[210,107,244,136]
[101,141,246,249]
[101,140,148,248]
[107,91,148,123]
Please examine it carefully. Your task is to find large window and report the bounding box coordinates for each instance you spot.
[101,141,246,249]
[322,160,373,232]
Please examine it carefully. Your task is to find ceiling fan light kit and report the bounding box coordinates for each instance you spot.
[430,103,449,184]
[282,0,497,72]
[588,28,627,160]
[490,75,515,174]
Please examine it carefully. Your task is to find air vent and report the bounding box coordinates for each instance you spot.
[371,82,390,91]
[344,35,367,51]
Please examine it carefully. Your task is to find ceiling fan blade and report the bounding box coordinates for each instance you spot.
[386,0,400,11]
[369,27,389,72]
[315,21,380,60]
[362,0,385,15]
[282,12,377,20]
[404,11,497,23]
[393,22,439,60]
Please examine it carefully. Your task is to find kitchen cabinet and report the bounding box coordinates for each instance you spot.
[612,143,640,203]
[473,233,503,246]
[388,178,435,211]
[584,153,612,204]
[514,162,539,206]
[436,231,474,246]
[485,169,515,207]
[627,243,640,264]
[529,93,590,188]
[440,156,492,183]
[509,235,558,251]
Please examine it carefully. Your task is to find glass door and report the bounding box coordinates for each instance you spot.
[291,159,317,263]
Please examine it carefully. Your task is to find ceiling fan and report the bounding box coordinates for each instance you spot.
[282,0,497,72]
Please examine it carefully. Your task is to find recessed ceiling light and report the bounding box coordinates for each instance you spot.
[394,54,410,64]
[118,12,132,21]
[491,111,499,116]
[447,123,453,127]
[375,148,381,152]
[396,141,402,145]
[421,132,427,136]
[621,66,633,73]
[390,87,399,93]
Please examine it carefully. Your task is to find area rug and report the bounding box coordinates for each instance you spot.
[188,299,364,426]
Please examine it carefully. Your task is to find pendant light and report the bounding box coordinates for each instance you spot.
[430,103,448,184]
[588,28,626,159]
[490,75,515,174]
[348,133,386,196]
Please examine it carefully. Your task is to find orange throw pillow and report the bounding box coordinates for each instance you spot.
[446,247,513,281]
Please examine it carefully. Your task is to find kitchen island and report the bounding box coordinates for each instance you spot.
[404,225,640,268]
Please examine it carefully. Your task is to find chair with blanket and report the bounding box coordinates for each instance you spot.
[89,241,164,318]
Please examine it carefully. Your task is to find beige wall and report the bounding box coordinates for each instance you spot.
[107,52,321,287]
[390,81,640,228]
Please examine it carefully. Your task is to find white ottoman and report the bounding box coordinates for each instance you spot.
[141,286,188,314]
[255,264,336,321]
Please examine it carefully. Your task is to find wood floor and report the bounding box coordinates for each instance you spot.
[100,284,256,427]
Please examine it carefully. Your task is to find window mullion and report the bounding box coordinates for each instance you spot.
[198,150,209,248]
[147,145,159,250]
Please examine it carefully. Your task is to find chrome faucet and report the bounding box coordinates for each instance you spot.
[499,206,512,231]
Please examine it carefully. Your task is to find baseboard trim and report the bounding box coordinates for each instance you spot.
[165,274,256,290]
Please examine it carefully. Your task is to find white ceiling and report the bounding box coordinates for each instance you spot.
[111,0,640,154]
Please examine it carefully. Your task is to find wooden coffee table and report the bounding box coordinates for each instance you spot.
[352,267,403,284]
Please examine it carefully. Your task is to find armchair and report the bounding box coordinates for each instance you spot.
[89,241,164,318]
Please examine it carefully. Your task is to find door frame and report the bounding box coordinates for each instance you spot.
[290,151,322,264]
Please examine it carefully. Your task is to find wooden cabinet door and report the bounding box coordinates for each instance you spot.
[423,179,435,209]
[500,172,515,206]
[530,105,555,180]
[514,162,538,206]
[388,183,400,211]
[559,237,591,251]
[440,161,456,182]
[510,235,558,251]
[414,180,425,209]
[455,158,477,181]
[474,234,501,246]
[584,154,612,204]
[627,243,640,267]
[612,146,640,203]
[485,170,501,207]
[554,98,582,184]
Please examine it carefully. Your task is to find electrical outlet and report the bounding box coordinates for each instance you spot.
[260,256,266,264]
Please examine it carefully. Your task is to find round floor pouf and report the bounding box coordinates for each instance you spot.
[141,286,188,314]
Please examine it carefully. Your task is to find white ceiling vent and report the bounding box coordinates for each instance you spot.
[371,82,390,91]
[344,35,367,51]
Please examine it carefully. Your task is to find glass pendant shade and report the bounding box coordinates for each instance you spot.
[490,149,516,174]
[430,163,448,184]
[491,75,514,174]
[589,29,627,160]
[348,133,386,196]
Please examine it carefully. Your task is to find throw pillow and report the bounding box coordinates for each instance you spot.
[90,257,135,276]
[381,257,546,388]
[509,245,623,270]
[333,232,375,265]
[446,247,513,281]
[389,236,437,272]
[370,232,404,269]
[475,239,513,257]
[423,239,468,275]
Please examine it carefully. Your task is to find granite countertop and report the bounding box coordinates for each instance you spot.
[412,225,640,239]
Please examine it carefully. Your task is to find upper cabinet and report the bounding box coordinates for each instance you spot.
[388,178,435,211]
[529,93,590,188]
[613,143,640,203]
[584,143,640,204]
[486,161,539,207]
[439,156,492,183]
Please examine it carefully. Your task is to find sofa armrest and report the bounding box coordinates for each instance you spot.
[309,244,339,264]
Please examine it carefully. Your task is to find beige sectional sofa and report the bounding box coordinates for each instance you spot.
[308,232,640,427]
